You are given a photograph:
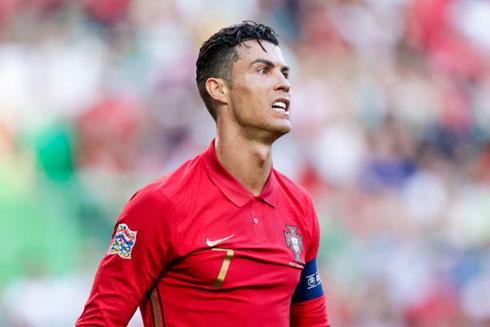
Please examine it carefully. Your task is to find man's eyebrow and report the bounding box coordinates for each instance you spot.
[250,58,289,72]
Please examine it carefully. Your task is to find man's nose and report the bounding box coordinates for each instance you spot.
[275,72,291,93]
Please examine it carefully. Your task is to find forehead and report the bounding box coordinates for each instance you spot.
[234,40,287,67]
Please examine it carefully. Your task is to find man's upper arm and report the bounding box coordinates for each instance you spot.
[76,189,175,327]
[290,194,329,327]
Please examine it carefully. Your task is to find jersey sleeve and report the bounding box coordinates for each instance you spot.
[290,194,330,327]
[76,189,176,327]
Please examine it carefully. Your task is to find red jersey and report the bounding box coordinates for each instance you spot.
[77,140,329,327]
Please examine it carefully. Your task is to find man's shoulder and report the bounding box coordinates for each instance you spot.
[272,169,317,236]
[272,168,312,205]
[132,153,205,203]
[116,153,206,227]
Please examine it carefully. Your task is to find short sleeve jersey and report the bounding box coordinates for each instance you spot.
[76,140,326,327]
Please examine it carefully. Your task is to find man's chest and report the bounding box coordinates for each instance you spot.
[164,199,309,292]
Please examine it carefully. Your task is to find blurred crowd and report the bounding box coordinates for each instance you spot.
[1,0,490,326]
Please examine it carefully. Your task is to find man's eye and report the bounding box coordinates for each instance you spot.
[258,67,267,74]
[282,72,289,79]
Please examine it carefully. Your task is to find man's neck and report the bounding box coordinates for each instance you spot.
[214,132,273,196]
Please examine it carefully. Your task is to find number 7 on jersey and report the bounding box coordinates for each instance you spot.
[212,248,234,289]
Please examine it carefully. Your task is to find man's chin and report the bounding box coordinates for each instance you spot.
[276,122,292,135]
[242,121,291,143]
[277,126,291,136]
[267,123,291,142]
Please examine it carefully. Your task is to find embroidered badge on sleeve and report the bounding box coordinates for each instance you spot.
[107,223,137,259]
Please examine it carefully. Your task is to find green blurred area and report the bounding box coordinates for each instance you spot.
[0,124,112,286]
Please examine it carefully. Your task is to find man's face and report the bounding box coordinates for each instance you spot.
[226,40,291,141]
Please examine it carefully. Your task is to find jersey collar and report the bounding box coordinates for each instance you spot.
[201,139,278,208]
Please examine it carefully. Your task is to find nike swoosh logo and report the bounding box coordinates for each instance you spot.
[206,234,235,247]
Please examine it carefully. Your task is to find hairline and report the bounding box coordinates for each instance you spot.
[225,39,278,86]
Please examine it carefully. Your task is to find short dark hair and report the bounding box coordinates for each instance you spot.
[196,21,279,120]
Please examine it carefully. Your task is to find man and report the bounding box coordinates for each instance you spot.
[76,21,329,327]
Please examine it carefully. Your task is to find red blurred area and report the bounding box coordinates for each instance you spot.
[83,0,131,25]
[77,96,143,171]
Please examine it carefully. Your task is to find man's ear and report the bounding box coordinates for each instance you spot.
[205,78,229,105]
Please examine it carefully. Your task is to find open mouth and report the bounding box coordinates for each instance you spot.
[271,100,289,114]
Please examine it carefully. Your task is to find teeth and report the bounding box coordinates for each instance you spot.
[272,101,287,111]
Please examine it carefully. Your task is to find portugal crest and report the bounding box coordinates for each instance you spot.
[284,225,304,264]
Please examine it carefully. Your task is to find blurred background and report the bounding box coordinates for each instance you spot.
[1,0,490,326]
